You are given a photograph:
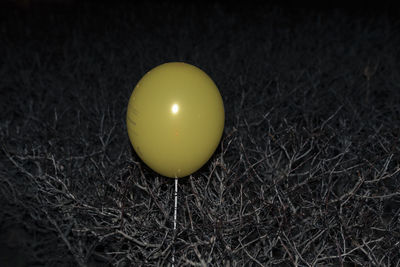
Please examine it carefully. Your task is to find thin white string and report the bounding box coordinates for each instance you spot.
[172,178,178,267]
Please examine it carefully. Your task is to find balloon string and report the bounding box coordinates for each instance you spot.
[172,178,178,266]
[174,178,178,230]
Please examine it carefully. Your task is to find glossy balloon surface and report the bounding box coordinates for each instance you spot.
[127,62,225,178]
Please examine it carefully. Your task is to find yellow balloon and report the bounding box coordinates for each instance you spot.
[126,62,225,178]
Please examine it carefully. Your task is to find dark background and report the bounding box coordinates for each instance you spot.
[1,1,400,266]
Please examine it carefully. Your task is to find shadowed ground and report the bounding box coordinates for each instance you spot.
[1,2,399,266]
